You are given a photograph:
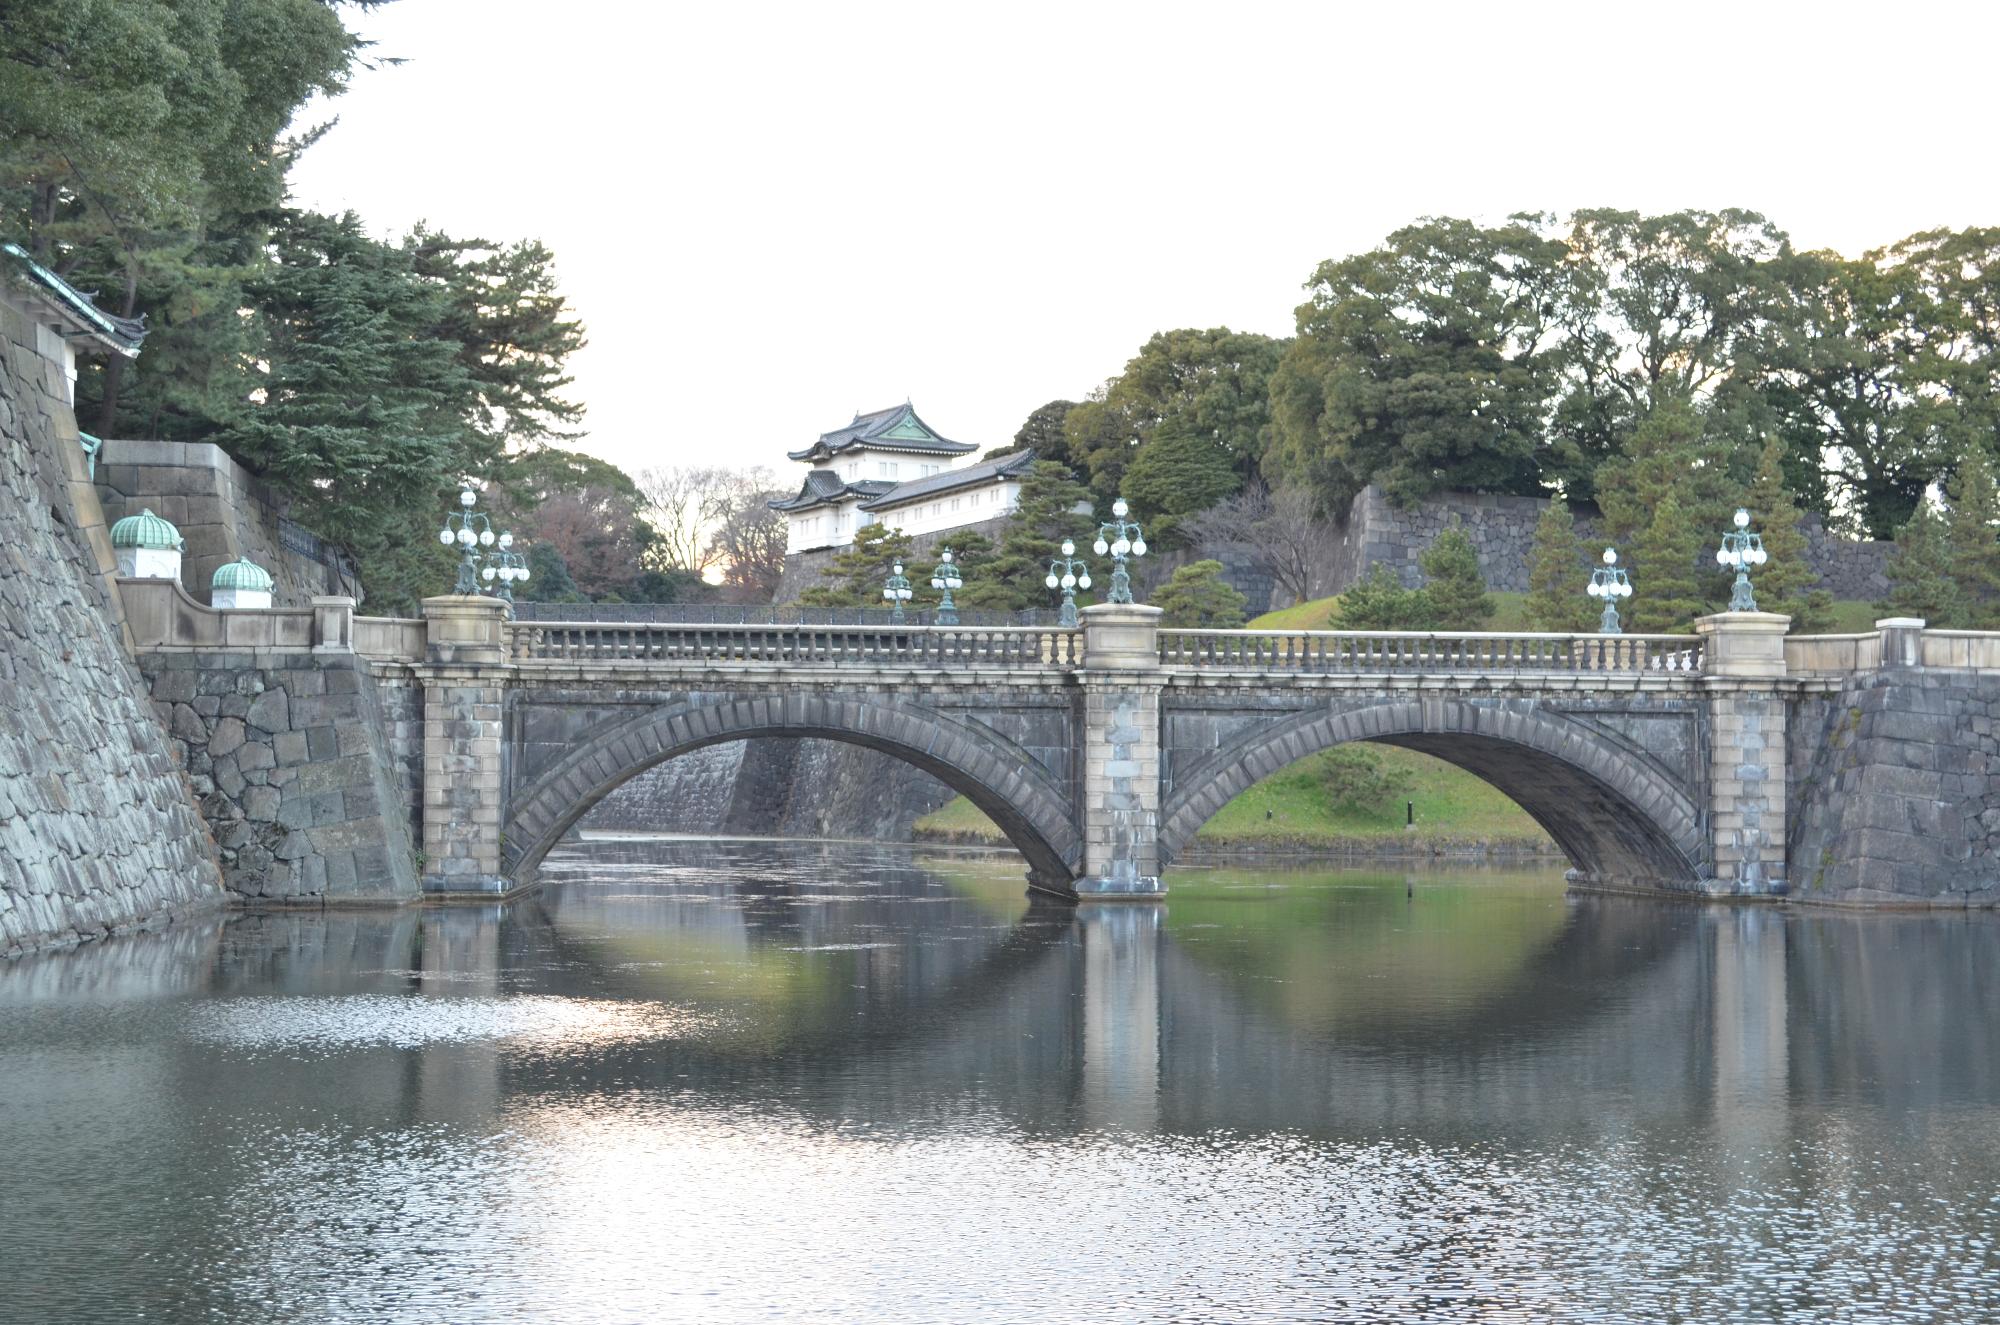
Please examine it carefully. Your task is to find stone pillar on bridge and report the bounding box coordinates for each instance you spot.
[419,595,511,895]
[1075,604,1166,897]
[1696,611,1790,895]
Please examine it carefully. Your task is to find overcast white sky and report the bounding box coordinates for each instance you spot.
[287,0,2000,479]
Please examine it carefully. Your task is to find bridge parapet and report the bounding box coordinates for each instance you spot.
[1158,628,1704,675]
[502,620,1082,668]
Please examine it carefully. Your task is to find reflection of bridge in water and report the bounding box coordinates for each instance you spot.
[203,840,1980,1141]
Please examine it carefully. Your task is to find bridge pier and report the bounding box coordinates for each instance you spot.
[1696,612,1790,896]
[1072,605,1168,898]
[418,595,513,896]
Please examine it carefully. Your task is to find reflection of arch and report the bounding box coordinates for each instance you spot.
[501,694,1083,887]
[1158,700,1704,886]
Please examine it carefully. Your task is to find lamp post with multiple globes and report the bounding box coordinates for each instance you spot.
[930,548,963,626]
[882,560,914,625]
[1716,507,1768,612]
[438,486,528,609]
[1586,546,1632,634]
[1044,539,1091,627]
[1092,498,1147,605]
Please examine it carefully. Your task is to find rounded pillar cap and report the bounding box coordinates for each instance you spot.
[109,508,183,550]
[210,558,274,592]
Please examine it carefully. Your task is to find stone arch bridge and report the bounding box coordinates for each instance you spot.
[125,582,1994,904]
[386,598,1791,900]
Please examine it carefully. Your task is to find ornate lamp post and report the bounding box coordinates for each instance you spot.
[1716,507,1767,612]
[930,548,964,626]
[480,533,531,608]
[1092,497,1148,605]
[882,559,914,624]
[1044,538,1092,627]
[438,485,498,595]
[1586,546,1632,634]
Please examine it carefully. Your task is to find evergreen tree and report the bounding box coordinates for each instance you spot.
[1594,402,1747,565]
[1743,436,1835,632]
[221,210,481,614]
[1417,521,1493,629]
[518,543,584,603]
[1945,442,2000,627]
[1150,560,1248,628]
[962,462,1097,613]
[1121,416,1245,546]
[1333,564,1439,630]
[1629,491,1706,633]
[1878,503,1966,626]
[800,522,916,608]
[1525,499,1596,631]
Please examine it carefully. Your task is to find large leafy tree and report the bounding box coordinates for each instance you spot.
[1065,327,1284,504]
[990,398,1077,468]
[1550,209,1791,498]
[1268,215,1566,509]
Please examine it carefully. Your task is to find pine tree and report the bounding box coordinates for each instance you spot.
[800,523,916,608]
[1595,402,1745,571]
[1151,560,1248,628]
[1334,564,1439,630]
[1418,521,1493,629]
[1744,436,1835,632]
[1525,499,1596,631]
[1879,503,1966,626]
[1945,442,2000,627]
[1630,491,1706,633]
[962,462,1097,613]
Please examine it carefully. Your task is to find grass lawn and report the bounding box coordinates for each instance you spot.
[913,744,1555,853]
[1250,591,1881,635]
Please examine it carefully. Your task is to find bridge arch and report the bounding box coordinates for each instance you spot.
[1157,699,1706,888]
[500,692,1084,890]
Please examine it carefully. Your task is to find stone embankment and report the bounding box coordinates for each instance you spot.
[0,290,224,956]
[131,633,418,903]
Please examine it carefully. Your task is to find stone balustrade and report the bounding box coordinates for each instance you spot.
[503,620,1085,668]
[1159,629,1704,674]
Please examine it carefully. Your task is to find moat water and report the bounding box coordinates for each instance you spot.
[3,838,1998,1323]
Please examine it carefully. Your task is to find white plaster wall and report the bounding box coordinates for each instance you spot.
[116,546,182,581]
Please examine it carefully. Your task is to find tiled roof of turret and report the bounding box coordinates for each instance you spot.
[767,470,896,513]
[1,242,147,357]
[856,449,1038,511]
[786,402,978,463]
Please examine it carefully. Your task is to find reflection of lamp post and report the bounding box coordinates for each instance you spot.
[1716,507,1768,612]
[438,486,496,595]
[882,559,913,624]
[930,547,963,626]
[1045,538,1092,627]
[1586,546,1632,634]
[1092,498,1148,605]
[481,533,531,609]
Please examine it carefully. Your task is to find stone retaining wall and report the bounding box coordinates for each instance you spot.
[1328,485,1891,601]
[95,438,360,608]
[0,285,224,956]
[1788,671,2000,906]
[132,649,420,903]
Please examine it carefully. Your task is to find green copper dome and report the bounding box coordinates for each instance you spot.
[109,508,183,550]
[210,559,273,592]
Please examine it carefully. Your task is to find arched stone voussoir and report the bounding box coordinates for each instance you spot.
[1158,698,1705,889]
[501,691,1083,888]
